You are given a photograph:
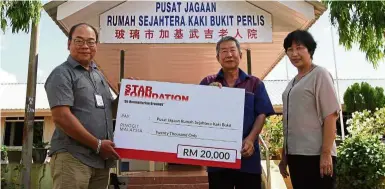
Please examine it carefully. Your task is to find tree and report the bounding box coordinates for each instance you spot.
[1,1,42,189]
[343,82,385,113]
[1,1,41,33]
[322,1,385,68]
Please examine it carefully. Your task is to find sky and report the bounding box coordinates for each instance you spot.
[265,9,385,80]
[0,4,384,84]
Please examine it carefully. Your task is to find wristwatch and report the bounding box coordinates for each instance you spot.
[96,139,102,154]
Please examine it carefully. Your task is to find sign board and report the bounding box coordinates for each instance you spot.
[114,79,245,169]
[99,1,272,43]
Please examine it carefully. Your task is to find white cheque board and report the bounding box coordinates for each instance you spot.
[114,79,245,169]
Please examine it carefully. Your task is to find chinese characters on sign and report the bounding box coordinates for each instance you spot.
[100,1,272,43]
[113,28,258,40]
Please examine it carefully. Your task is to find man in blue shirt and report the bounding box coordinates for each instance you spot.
[200,36,275,189]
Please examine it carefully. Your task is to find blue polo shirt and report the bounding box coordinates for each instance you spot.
[199,68,275,174]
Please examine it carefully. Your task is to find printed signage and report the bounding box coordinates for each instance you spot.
[99,1,272,43]
[114,79,245,168]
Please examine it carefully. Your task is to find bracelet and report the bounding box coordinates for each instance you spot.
[96,139,102,154]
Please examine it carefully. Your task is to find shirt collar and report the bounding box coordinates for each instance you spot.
[216,68,250,82]
[67,55,97,69]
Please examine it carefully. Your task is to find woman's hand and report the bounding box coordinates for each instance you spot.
[279,158,289,178]
[320,152,333,178]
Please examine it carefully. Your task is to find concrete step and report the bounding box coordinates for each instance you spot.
[125,175,207,185]
[127,183,208,189]
[110,170,208,188]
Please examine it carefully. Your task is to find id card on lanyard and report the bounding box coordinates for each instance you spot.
[94,93,105,108]
[86,70,105,109]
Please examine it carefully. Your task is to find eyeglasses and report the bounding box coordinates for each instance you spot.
[219,48,238,55]
[73,38,96,47]
[286,46,307,56]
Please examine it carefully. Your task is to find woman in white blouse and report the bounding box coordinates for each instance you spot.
[278,30,340,189]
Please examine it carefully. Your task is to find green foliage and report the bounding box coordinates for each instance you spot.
[375,87,385,109]
[0,0,42,33]
[1,164,24,189]
[346,108,385,138]
[1,145,8,188]
[1,145,7,152]
[1,145,8,160]
[1,165,7,188]
[343,82,385,113]
[261,115,283,159]
[336,134,385,189]
[322,1,385,68]
[337,108,385,189]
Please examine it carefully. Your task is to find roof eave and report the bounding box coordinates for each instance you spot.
[261,1,328,79]
[42,1,118,93]
[43,1,69,37]
[42,0,328,84]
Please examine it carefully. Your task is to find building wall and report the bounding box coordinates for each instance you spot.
[0,112,161,171]
[94,41,288,93]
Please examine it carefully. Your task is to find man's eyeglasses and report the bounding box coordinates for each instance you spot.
[73,38,97,47]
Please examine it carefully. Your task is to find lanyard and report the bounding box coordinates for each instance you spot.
[84,68,99,94]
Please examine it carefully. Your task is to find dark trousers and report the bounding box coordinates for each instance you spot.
[287,155,337,189]
[208,169,261,189]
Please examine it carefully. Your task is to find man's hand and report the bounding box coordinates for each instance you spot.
[209,82,222,88]
[241,138,254,157]
[99,140,121,160]
[320,152,333,178]
[279,158,289,178]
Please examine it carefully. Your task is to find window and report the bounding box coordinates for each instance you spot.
[3,117,44,146]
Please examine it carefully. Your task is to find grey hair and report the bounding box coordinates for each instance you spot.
[216,36,241,56]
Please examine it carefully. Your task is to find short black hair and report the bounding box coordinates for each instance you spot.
[216,36,241,56]
[68,23,99,42]
[283,30,317,59]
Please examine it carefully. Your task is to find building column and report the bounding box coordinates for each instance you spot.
[149,161,155,171]
[43,116,55,143]
[1,118,5,145]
